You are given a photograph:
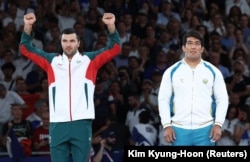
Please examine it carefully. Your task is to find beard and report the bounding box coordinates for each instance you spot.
[63,48,78,57]
[106,140,116,147]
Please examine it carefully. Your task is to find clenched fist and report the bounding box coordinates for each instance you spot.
[23,13,36,26]
[102,13,115,25]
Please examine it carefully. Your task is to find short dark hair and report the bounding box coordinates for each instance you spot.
[182,30,204,47]
[10,103,23,109]
[61,28,80,41]
[139,111,151,124]
[1,62,16,72]
[0,83,6,91]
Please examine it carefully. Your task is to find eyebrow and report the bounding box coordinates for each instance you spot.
[187,40,201,43]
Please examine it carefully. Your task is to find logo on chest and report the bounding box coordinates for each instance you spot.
[202,79,208,84]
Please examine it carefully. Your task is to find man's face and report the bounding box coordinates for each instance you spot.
[11,105,23,119]
[182,37,204,61]
[0,89,6,98]
[61,33,80,57]
[106,136,116,146]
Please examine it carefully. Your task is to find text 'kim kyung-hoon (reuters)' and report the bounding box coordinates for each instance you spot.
[123,146,249,161]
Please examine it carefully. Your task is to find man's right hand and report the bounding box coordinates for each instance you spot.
[23,13,36,26]
[164,126,176,143]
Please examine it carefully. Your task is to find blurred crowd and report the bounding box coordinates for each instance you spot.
[0,0,250,160]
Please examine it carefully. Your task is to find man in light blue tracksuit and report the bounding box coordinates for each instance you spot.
[158,30,229,146]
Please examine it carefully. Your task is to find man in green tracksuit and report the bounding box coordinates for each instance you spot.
[20,12,121,162]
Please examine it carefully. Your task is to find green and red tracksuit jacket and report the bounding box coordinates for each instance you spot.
[19,30,121,123]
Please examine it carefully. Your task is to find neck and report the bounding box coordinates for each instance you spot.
[184,58,201,68]
[13,118,22,123]
[18,90,29,94]
[4,77,12,82]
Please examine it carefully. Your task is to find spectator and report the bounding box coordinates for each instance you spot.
[180,7,194,31]
[154,30,173,56]
[188,14,203,32]
[228,28,250,69]
[131,9,148,39]
[140,24,158,51]
[233,105,250,145]
[32,111,50,153]
[239,14,250,41]
[83,0,105,16]
[204,12,226,36]
[89,133,103,162]
[209,32,232,71]
[26,99,49,129]
[25,65,47,94]
[225,58,250,105]
[143,49,169,80]
[0,41,5,68]
[122,13,134,34]
[156,0,181,31]
[85,8,102,34]
[35,77,49,100]
[182,0,207,18]
[117,66,138,99]
[92,32,108,50]
[208,50,231,79]
[216,104,239,146]
[166,18,182,47]
[140,79,160,128]
[114,42,132,69]
[0,62,17,91]
[117,20,130,45]
[0,104,33,158]
[43,25,61,49]
[93,77,115,131]
[95,67,111,92]
[105,116,130,148]
[130,110,157,146]
[238,127,250,145]
[0,48,14,64]
[128,33,141,58]
[225,0,250,16]
[137,45,152,70]
[127,56,143,91]
[108,80,127,124]
[13,54,36,80]
[15,77,40,119]
[196,25,210,51]
[229,93,242,108]
[0,83,28,137]
[150,69,163,97]
[125,93,148,134]
[92,127,123,162]
[73,20,96,52]
[221,21,236,53]
[229,48,249,76]
[50,0,77,32]
[225,5,242,27]
[2,3,22,33]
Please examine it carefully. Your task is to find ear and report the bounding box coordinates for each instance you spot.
[78,41,80,48]
[201,47,204,53]
[182,45,186,53]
